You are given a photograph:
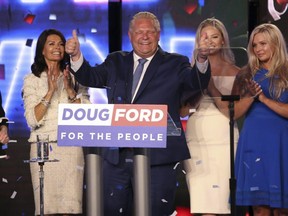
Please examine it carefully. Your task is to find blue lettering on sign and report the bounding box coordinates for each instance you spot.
[62,108,110,121]
[62,108,73,120]
[75,108,86,120]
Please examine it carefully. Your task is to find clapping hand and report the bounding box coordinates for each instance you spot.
[246,79,263,99]
[63,64,74,92]
[47,63,58,93]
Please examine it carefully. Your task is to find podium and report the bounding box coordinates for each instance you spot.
[24,134,59,216]
[132,112,180,216]
[57,104,180,216]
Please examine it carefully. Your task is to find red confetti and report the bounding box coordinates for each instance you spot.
[24,13,35,24]
[277,0,288,4]
[184,3,198,15]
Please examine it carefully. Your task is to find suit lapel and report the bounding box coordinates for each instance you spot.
[133,47,164,102]
[124,52,134,103]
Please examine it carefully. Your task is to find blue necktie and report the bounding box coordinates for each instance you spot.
[132,58,147,96]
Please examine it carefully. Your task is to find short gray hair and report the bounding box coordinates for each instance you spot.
[129,11,161,32]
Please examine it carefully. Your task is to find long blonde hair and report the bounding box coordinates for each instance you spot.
[247,23,288,99]
[192,18,235,65]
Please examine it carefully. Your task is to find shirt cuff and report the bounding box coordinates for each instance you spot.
[196,59,208,74]
[70,53,84,72]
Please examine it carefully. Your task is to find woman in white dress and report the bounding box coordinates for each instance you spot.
[181,18,240,215]
[22,29,90,216]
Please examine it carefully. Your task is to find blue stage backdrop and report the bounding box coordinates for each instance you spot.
[0,0,248,138]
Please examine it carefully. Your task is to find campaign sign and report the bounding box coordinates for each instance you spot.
[57,104,167,148]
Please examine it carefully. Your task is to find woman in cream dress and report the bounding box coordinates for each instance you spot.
[181,18,240,215]
[22,29,90,216]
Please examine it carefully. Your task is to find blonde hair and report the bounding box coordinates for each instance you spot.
[247,23,288,99]
[129,11,161,33]
[192,18,235,65]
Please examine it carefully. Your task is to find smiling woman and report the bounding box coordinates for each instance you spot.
[42,35,65,63]
[181,18,241,216]
[22,29,90,216]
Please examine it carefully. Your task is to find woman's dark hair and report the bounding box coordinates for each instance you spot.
[31,29,70,77]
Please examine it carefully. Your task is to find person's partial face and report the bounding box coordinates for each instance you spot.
[252,32,274,68]
[128,18,160,58]
[200,25,224,55]
[42,34,65,64]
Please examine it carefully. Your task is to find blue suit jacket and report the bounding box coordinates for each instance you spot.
[74,47,211,165]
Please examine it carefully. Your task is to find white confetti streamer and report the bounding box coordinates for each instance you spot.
[161,198,168,203]
[173,162,180,170]
[10,191,17,199]
[170,210,177,216]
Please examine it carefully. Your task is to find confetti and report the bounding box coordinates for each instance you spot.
[76,165,84,171]
[49,14,57,21]
[184,3,197,15]
[91,28,97,33]
[170,210,177,216]
[173,162,180,170]
[250,186,259,191]
[125,158,133,163]
[243,161,250,169]
[161,198,168,203]
[10,191,17,199]
[255,158,261,162]
[0,64,5,79]
[24,12,35,24]
[26,39,33,47]
[2,178,8,183]
[34,185,40,192]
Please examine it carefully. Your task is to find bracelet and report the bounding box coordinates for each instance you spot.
[41,97,51,107]
[68,93,82,103]
[68,94,78,103]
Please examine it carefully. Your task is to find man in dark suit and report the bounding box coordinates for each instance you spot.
[66,11,211,216]
[0,91,9,158]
